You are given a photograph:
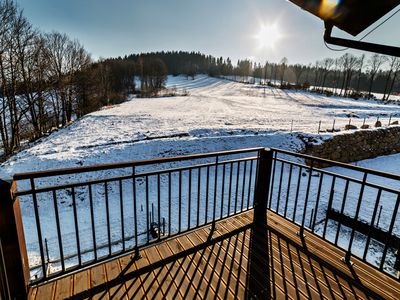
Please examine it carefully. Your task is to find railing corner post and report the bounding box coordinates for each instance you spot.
[253,148,273,224]
[0,179,30,299]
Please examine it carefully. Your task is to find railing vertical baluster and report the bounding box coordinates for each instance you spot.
[345,172,368,263]
[268,151,278,209]
[104,182,111,256]
[323,176,336,239]
[284,164,293,218]
[145,175,150,242]
[363,188,382,261]
[212,156,219,225]
[228,162,233,216]
[71,187,82,265]
[157,174,161,241]
[276,161,285,214]
[88,184,97,261]
[196,168,201,227]
[311,173,324,232]
[132,167,139,251]
[379,194,400,270]
[301,161,314,229]
[334,180,350,245]
[188,169,192,229]
[29,178,47,279]
[234,161,241,214]
[292,167,303,222]
[205,166,210,223]
[179,170,182,232]
[220,163,226,218]
[241,160,247,211]
[246,159,254,210]
[168,172,172,236]
[119,180,125,251]
[52,190,64,272]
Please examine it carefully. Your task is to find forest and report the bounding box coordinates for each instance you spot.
[1,0,400,158]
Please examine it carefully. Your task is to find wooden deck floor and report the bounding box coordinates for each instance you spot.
[28,211,400,300]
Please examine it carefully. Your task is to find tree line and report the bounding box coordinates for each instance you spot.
[226,54,399,101]
[124,51,400,101]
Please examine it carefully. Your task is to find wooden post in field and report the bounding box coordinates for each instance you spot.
[0,180,30,299]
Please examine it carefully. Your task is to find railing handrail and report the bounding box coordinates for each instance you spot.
[271,147,400,181]
[13,147,264,180]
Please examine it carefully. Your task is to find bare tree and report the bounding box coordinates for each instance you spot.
[367,54,387,98]
[279,57,288,86]
[339,53,358,96]
[383,57,400,101]
[292,64,305,86]
[355,54,365,92]
[320,58,334,91]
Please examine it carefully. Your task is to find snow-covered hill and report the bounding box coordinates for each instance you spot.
[1,75,400,177]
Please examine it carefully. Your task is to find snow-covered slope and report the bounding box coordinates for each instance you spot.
[1,75,400,177]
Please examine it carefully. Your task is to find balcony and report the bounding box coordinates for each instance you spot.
[1,148,399,299]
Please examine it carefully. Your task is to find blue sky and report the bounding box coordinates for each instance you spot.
[16,0,400,64]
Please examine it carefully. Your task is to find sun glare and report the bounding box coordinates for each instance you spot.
[319,0,340,18]
[255,23,283,50]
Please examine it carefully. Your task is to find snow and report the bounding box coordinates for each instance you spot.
[0,75,399,280]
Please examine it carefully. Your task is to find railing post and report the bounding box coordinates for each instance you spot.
[253,148,273,223]
[0,180,30,299]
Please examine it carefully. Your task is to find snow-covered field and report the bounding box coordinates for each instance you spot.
[2,75,400,176]
[0,75,399,280]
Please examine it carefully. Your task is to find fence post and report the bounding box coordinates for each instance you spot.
[0,180,30,299]
[253,149,273,223]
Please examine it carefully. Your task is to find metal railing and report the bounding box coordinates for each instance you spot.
[7,146,400,291]
[13,148,261,285]
[268,148,400,279]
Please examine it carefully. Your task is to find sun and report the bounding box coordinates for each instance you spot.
[255,23,283,50]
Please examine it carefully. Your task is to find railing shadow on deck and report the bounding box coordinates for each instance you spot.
[62,217,384,300]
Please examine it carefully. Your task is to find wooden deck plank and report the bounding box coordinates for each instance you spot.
[155,242,198,299]
[145,245,181,300]
[133,250,164,299]
[34,281,55,300]
[27,286,37,300]
[190,228,240,299]
[118,254,147,299]
[90,264,109,300]
[176,232,219,299]
[73,269,90,299]
[104,259,128,300]
[28,210,400,300]
[164,240,203,300]
[53,276,72,299]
